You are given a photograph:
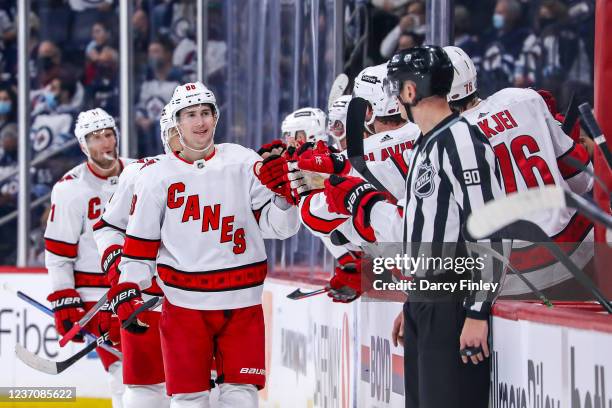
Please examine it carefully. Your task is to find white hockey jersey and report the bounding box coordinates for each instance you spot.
[300,122,420,247]
[462,88,594,294]
[118,144,301,310]
[93,156,164,298]
[45,159,132,301]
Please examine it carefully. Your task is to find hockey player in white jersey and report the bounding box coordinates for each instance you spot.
[296,65,421,303]
[92,106,180,408]
[44,108,129,408]
[444,45,594,295]
[109,82,300,408]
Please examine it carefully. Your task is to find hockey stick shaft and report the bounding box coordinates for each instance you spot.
[287,287,328,300]
[487,220,612,313]
[562,92,579,135]
[579,103,612,168]
[346,97,392,194]
[59,292,108,347]
[1,284,122,359]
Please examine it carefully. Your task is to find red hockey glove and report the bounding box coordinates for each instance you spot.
[47,289,85,342]
[108,282,149,334]
[101,244,123,287]
[537,89,558,116]
[323,175,386,216]
[91,301,121,345]
[555,113,581,142]
[298,141,350,175]
[255,154,305,205]
[327,252,376,303]
[257,139,287,158]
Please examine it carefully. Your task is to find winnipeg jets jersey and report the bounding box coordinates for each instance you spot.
[93,156,164,298]
[45,159,132,301]
[462,88,594,294]
[118,144,300,310]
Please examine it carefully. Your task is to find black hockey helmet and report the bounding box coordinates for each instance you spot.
[385,45,454,103]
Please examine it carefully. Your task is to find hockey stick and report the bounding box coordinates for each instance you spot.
[16,332,110,375]
[328,73,349,111]
[59,292,109,347]
[1,283,122,359]
[579,102,612,168]
[15,296,162,375]
[562,92,579,135]
[287,287,328,300]
[346,97,391,194]
[121,296,162,329]
[465,192,612,313]
[464,241,553,307]
[466,186,612,240]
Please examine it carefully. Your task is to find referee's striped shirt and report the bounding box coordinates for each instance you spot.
[401,112,505,318]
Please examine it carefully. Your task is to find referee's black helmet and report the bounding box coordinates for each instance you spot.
[385,45,454,103]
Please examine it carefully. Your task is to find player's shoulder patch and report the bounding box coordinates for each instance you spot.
[55,163,85,185]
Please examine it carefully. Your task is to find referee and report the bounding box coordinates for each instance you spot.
[322,45,505,407]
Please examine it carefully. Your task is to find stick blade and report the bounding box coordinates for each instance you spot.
[328,73,349,110]
[287,288,308,300]
[15,344,59,375]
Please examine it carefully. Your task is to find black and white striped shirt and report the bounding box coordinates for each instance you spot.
[371,112,506,318]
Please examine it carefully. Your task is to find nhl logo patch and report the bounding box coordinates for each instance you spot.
[413,161,436,198]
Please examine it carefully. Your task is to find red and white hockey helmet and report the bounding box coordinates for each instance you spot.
[168,81,218,127]
[444,46,478,102]
[281,107,328,144]
[327,95,351,142]
[159,104,174,154]
[74,108,118,157]
[353,62,401,121]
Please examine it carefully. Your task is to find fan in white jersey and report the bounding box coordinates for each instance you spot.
[110,81,300,408]
[445,45,594,295]
[92,105,180,408]
[44,107,130,408]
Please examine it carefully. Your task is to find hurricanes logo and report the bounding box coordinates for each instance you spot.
[413,162,436,198]
[315,156,323,165]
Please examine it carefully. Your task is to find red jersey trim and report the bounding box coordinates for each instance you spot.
[123,235,161,260]
[93,218,126,233]
[557,143,591,179]
[509,212,593,272]
[301,194,347,234]
[44,238,78,258]
[74,271,110,288]
[157,260,267,292]
[173,148,217,165]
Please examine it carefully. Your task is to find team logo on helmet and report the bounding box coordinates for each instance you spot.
[414,161,437,199]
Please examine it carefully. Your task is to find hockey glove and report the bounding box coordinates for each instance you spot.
[298,141,350,175]
[108,282,149,334]
[101,244,123,287]
[92,301,121,345]
[257,139,287,158]
[255,154,304,205]
[47,289,86,342]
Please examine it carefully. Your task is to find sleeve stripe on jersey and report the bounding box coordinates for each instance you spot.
[123,235,161,260]
[92,218,126,233]
[389,154,409,179]
[301,194,347,234]
[74,271,110,288]
[557,143,590,179]
[157,260,267,292]
[44,238,78,258]
[337,252,354,265]
[252,200,271,224]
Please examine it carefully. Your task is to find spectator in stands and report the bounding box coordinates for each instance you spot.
[379,0,426,59]
[32,72,84,117]
[538,0,580,97]
[34,40,62,88]
[132,7,150,69]
[480,0,541,95]
[0,87,16,148]
[454,5,482,69]
[84,21,112,85]
[85,46,119,118]
[396,30,424,52]
[135,36,181,155]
